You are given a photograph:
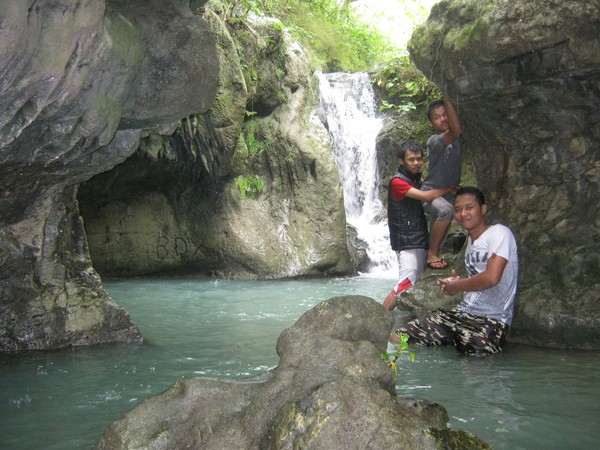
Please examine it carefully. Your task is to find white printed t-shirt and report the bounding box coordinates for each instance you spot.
[456,224,519,325]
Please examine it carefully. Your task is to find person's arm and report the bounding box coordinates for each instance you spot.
[442,99,461,147]
[438,254,508,296]
[405,185,458,202]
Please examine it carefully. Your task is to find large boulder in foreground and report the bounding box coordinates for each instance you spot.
[95,296,491,449]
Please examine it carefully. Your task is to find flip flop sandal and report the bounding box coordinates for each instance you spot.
[427,259,448,270]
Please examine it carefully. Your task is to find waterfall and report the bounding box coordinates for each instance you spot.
[317,72,396,276]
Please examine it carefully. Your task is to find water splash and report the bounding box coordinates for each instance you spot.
[317,72,395,276]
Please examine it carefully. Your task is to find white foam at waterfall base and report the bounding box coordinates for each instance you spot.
[317,72,396,277]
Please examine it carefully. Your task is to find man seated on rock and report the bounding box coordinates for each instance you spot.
[383,140,457,311]
[390,186,519,356]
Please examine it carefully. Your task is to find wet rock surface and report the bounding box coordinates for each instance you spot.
[0,0,218,350]
[407,0,600,349]
[95,296,491,450]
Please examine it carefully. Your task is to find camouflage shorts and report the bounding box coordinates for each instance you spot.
[395,307,509,356]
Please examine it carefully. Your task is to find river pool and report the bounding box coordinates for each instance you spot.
[1,276,598,449]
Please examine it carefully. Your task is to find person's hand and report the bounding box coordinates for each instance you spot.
[449,185,460,195]
[438,269,460,296]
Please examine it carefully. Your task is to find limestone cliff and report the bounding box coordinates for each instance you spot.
[0,0,219,351]
[78,7,354,279]
[407,0,600,348]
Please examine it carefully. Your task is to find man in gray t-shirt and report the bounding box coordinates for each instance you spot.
[421,99,462,270]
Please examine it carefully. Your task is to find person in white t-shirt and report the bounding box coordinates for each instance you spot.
[391,186,519,356]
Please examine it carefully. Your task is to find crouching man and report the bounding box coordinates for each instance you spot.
[391,186,519,356]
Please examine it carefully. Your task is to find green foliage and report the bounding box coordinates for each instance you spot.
[286,1,393,71]
[242,63,258,84]
[381,333,416,376]
[230,119,273,174]
[276,90,287,103]
[220,0,394,71]
[274,67,285,80]
[373,55,440,113]
[245,132,261,156]
[243,120,272,157]
[235,175,265,199]
[219,0,256,24]
[379,99,416,113]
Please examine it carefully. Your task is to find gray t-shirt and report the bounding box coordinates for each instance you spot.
[457,224,519,325]
[422,133,461,191]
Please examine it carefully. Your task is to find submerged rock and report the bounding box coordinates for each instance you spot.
[95,296,491,449]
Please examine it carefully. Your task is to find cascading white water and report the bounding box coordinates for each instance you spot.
[317,72,396,276]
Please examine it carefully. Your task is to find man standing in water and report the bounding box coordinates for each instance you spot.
[383,140,457,311]
[391,187,519,355]
[422,99,462,270]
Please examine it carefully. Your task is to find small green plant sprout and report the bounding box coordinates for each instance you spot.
[381,333,416,376]
[235,175,265,199]
[274,67,285,80]
[379,99,416,112]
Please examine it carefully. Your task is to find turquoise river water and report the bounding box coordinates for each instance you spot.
[1,276,599,449]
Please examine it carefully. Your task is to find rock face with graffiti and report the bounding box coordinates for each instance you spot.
[77,10,353,280]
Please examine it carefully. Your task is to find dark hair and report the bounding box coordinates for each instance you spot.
[426,99,444,121]
[397,140,423,160]
[455,186,486,206]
